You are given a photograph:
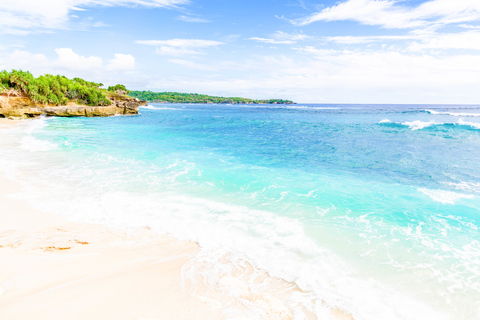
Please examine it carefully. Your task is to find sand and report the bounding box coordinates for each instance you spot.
[0,172,228,320]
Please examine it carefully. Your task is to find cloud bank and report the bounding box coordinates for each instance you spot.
[293,0,480,30]
[0,0,189,34]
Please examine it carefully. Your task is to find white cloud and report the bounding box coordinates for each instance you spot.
[408,30,480,51]
[54,48,103,71]
[137,39,223,47]
[6,50,50,71]
[137,39,224,55]
[156,47,203,55]
[321,30,480,50]
[325,35,417,44]
[310,30,480,51]
[0,0,189,34]
[1,48,136,79]
[459,24,480,29]
[293,0,480,30]
[176,15,210,23]
[168,59,217,71]
[250,31,311,44]
[106,53,136,71]
[293,47,340,56]
[250,37,295,44]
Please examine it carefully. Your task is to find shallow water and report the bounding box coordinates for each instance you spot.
[1,103,479,319]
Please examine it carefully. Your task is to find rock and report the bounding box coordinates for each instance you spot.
[0,93,147,119]
[0,96,43,119]
[115,89,128,95]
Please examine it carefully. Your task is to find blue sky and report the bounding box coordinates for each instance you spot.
[1,0,480,103]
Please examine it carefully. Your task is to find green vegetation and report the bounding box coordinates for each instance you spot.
[0,70,293,107]
[0,70,111,106]
[107,84,128,93]
[128,90,294,104]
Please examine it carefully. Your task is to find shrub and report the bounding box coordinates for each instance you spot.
[0,70,113,106]
[107,84,128,93]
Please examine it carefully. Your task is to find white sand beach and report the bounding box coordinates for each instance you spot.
[0,172,228,319]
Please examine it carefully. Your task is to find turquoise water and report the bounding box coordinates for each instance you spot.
[1,103,480,319]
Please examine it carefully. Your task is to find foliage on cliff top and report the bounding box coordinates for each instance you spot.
[128,90,295,104]
[107,84,129,93]
[0,70,111,106]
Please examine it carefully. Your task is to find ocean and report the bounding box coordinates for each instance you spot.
[1,103,479,319]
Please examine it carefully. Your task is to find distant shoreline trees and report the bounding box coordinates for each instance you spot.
[128,90,295,104]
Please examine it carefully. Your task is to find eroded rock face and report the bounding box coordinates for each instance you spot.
[0,94,147,119]
[0,96,43,119]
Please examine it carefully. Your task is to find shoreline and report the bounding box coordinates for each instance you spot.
[0,119,353,320]
[0,171,227,320]
[0,120,227,319]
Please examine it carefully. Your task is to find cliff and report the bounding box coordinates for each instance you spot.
[0,92,147,119]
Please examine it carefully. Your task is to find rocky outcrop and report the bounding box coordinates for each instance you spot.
[0,93,147,119]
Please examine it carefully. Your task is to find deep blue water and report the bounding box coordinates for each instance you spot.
[2,103,480,319]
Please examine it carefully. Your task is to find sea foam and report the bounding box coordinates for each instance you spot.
[402,120,436,130]
[418,188,474,205]
[19,136,57,152]
[426,110,480,117]
[457,119,480,129]
[141,105,181,110]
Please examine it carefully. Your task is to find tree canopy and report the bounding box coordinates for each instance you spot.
[107,84,128,93]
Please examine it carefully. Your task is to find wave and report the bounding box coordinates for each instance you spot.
[402,120,437,130]
[378,119,480,131]
[140,105,181,110]
[17,117,57,152]
[426,110,480,117]
[220,104,342,111]
[418,188,474,205]
[19,136,58,152]
[457,119,480,129]
[145,103,342,111]
[280,105,341,110]
[443,181,480,194]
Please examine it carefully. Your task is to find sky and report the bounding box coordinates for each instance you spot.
[1,0,480,103]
